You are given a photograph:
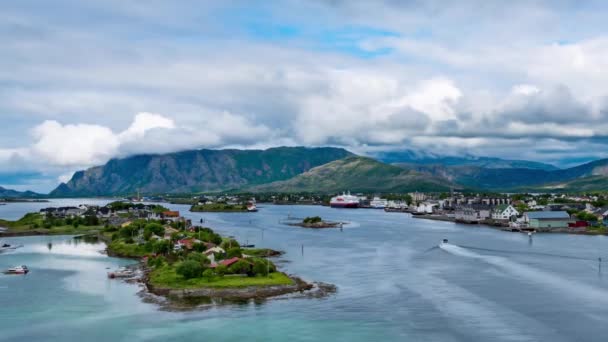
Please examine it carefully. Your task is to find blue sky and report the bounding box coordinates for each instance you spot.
[4,0,608,192]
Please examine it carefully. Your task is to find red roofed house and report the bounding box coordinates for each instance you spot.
[175,238,195,250]
[219,257,240,267]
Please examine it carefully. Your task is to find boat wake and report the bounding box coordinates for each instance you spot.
[439,243,608,305]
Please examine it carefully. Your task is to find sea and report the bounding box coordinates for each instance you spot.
[1,199,608,341]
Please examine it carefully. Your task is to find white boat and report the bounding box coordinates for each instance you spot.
[247,199,258,212]
[369,197,388,209]
[107,267,135,279]
[3,265,29,275]
[330,192,360,208]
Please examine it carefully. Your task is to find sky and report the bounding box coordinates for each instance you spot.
[3,0,608,192]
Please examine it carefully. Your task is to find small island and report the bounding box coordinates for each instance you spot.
[1,201,330,305]
[288,216,344,229]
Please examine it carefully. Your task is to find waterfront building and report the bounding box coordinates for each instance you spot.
[524,211,572,230]
[491,204,519,221]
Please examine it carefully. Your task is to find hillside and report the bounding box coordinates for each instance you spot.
[376,150,558,170]
[248,156,454,193]
[400,158,608,191]
[50,147,352,196]
[0,186,41,199]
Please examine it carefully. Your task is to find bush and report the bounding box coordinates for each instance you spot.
[187,252,210,266]
[220,239,240,250]
[215,264,227,277]
[202,269,214,281]
[229,259,251,275]
[226,247,242,259]
[252,259,269,276]
[303,216,322,224]
[147,256,165,268]
[176,260,203,279]
[144,223,164,236]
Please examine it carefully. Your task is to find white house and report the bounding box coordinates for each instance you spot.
[491,204,519,220]
[416,202,437,214]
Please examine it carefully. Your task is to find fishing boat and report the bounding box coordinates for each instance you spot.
[3,265,29,275]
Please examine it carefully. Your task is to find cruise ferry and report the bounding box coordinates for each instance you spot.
[369,197,388,209]
[330,192,360,208]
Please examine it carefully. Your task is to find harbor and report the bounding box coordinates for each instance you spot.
[2,199,608,341]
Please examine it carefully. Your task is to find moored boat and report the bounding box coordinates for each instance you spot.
[369,197,388,209]
[330,192,360,208]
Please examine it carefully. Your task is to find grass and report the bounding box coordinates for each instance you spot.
[149,265,293,289]
[107,240,148,258]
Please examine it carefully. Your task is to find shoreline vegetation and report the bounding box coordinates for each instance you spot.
[190,203,249,212]
[287,216,344,229]
[0,201,329,305]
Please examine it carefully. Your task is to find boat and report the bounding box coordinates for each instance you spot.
[247,202,258,212]
[0,242,23,253]
[107,267,135,279]
[3,265,29,275]
[330,192,360,208]
[441,239,449,245]
[369,197,388,209]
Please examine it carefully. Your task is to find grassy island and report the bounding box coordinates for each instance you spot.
[0,213,103,236]
[190,203,248,212]
[289,216,342,229]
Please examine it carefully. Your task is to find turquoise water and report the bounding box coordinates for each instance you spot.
[2,200,608,341]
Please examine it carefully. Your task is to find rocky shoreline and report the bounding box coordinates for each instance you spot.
[115,262,336,311]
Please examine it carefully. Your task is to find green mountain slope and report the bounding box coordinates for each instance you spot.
[0,186,42,199]
[376,150,558,170]
[399,158,608,191]
[248,156,454,193]
[50,147,352,196]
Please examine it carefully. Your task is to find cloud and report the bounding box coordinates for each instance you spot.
[6,1,608,192]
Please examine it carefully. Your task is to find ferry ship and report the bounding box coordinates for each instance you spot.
[369,197,388,209]
[330,192,360,208]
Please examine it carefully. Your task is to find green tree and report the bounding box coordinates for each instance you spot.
[252,258,269,276]
[176,260,203,279]
[226,247,242,259]
[202,269,214,281]
[229,259,251,275]
[215,264,228,277]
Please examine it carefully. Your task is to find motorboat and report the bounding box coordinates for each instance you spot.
[441,239,449,244]
[0,242,23,253]
[3,265,29,275]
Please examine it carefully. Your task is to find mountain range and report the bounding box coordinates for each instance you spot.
[7,146,606,197]
[0,186,42,199]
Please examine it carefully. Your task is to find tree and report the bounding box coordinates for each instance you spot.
[229,259,251,275]
[226,247,242,259]
[220,239,240,250]
[187,252,210,266]
[176,260,203,279]
[144,223,164,236]
[252,258,269,276]
[202,269,214,281]
[303,216,322,224]
[215,264,228,277]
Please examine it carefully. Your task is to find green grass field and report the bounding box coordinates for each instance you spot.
[149,265,293,289]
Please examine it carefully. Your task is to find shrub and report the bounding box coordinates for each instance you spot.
[226,247,242,259]
[252,259,269,276]
[202,269,214,281]
[215,264,227,277]
[176,260,203,279]
[187,252,210,266]
[220,239,240,250]
[303,216,322,224]
[229,259,251,275]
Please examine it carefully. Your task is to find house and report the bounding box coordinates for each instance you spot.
[491,204,519,221]
[221,257,244,267]
[174,238,196,251]
[203,246,225,256]
[416,201,438,214]
[455,204,492,223]
[524,211,572,230]
[161,211,181,222]
[163,226,179,239]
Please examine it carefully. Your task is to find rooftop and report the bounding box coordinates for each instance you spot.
[525,211,570,220]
